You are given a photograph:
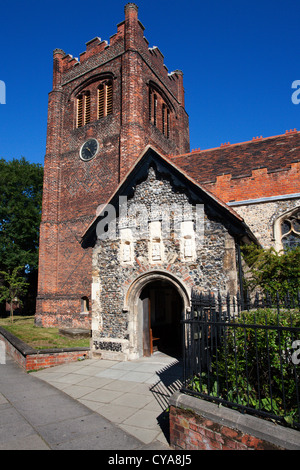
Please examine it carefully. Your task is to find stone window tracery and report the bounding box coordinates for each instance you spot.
[280,208,300,251]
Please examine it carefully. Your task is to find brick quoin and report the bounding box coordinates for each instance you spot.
[36,3,189,328]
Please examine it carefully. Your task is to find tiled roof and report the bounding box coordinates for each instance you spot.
[169,131,300,184]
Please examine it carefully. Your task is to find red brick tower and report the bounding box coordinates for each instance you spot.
[36,3,190,328]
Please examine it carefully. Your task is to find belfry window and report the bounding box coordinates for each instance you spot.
[149,90,157,127]
[280,208,300,251]
[97,81,113,119]
[149,86,171,138]
[162,104,170,138]
[76,92,91,128]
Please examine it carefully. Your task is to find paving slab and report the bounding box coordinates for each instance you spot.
[111,391,153,409]
[0,433,50,450]
[3,350,183,449]
[0,356,171,450]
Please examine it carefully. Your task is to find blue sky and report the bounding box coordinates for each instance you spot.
[0,0,300,165]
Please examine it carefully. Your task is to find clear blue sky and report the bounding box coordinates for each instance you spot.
[0,0,300,165]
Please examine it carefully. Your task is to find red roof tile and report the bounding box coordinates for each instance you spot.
[170,131,300,184]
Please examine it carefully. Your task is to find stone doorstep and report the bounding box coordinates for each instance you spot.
[58,328,92,339]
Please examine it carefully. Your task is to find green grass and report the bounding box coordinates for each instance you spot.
[0,315,90,350]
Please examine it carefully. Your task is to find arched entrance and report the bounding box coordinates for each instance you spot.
[140,280,183,357]
[125,271,190,359]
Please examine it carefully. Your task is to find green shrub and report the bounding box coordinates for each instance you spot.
[241,244,300,299]
[188,308,300,427]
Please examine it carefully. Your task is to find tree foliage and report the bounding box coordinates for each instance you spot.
[241,243,300,298]
[0,267,29,321]
[0,157,43,313]
[0,157,43,273]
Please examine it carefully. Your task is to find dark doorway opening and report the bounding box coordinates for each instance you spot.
[140,280,183,357]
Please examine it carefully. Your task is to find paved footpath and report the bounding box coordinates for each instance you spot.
[0,352,182,450]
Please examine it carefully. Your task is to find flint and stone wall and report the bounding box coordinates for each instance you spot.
[231,198,300,250]
[91,167,239,360]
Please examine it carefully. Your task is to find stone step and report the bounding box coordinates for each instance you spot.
[59,328,91,339]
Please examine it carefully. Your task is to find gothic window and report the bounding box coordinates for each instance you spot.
[149,86,170,137]
[76,91,91,128]
[153,94,157,127]
[280,208,300,251]
[97,81,113,119]
[162,104,170,138]
[149,89,152,122]
[149,90,157,127]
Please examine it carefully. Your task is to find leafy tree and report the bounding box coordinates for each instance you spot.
[0,267,29,322]
[241,243,300,298]
[0,157,43,313]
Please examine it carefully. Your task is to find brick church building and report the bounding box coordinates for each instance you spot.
[36,4,300,359]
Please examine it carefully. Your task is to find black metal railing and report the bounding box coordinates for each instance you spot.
[182,290,300,430]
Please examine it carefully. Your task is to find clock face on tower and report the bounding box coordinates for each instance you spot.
[80,138,99,161]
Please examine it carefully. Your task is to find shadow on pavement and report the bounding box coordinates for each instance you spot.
[149,358,183,444]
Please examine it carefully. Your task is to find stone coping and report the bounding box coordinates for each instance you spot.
[170,390,300,450]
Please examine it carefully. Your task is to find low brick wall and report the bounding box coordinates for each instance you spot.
[169,391,300,450]
[0,326,90,371]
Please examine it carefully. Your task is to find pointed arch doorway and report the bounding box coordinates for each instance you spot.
[126,271,190,360]
[140,280,183,357]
